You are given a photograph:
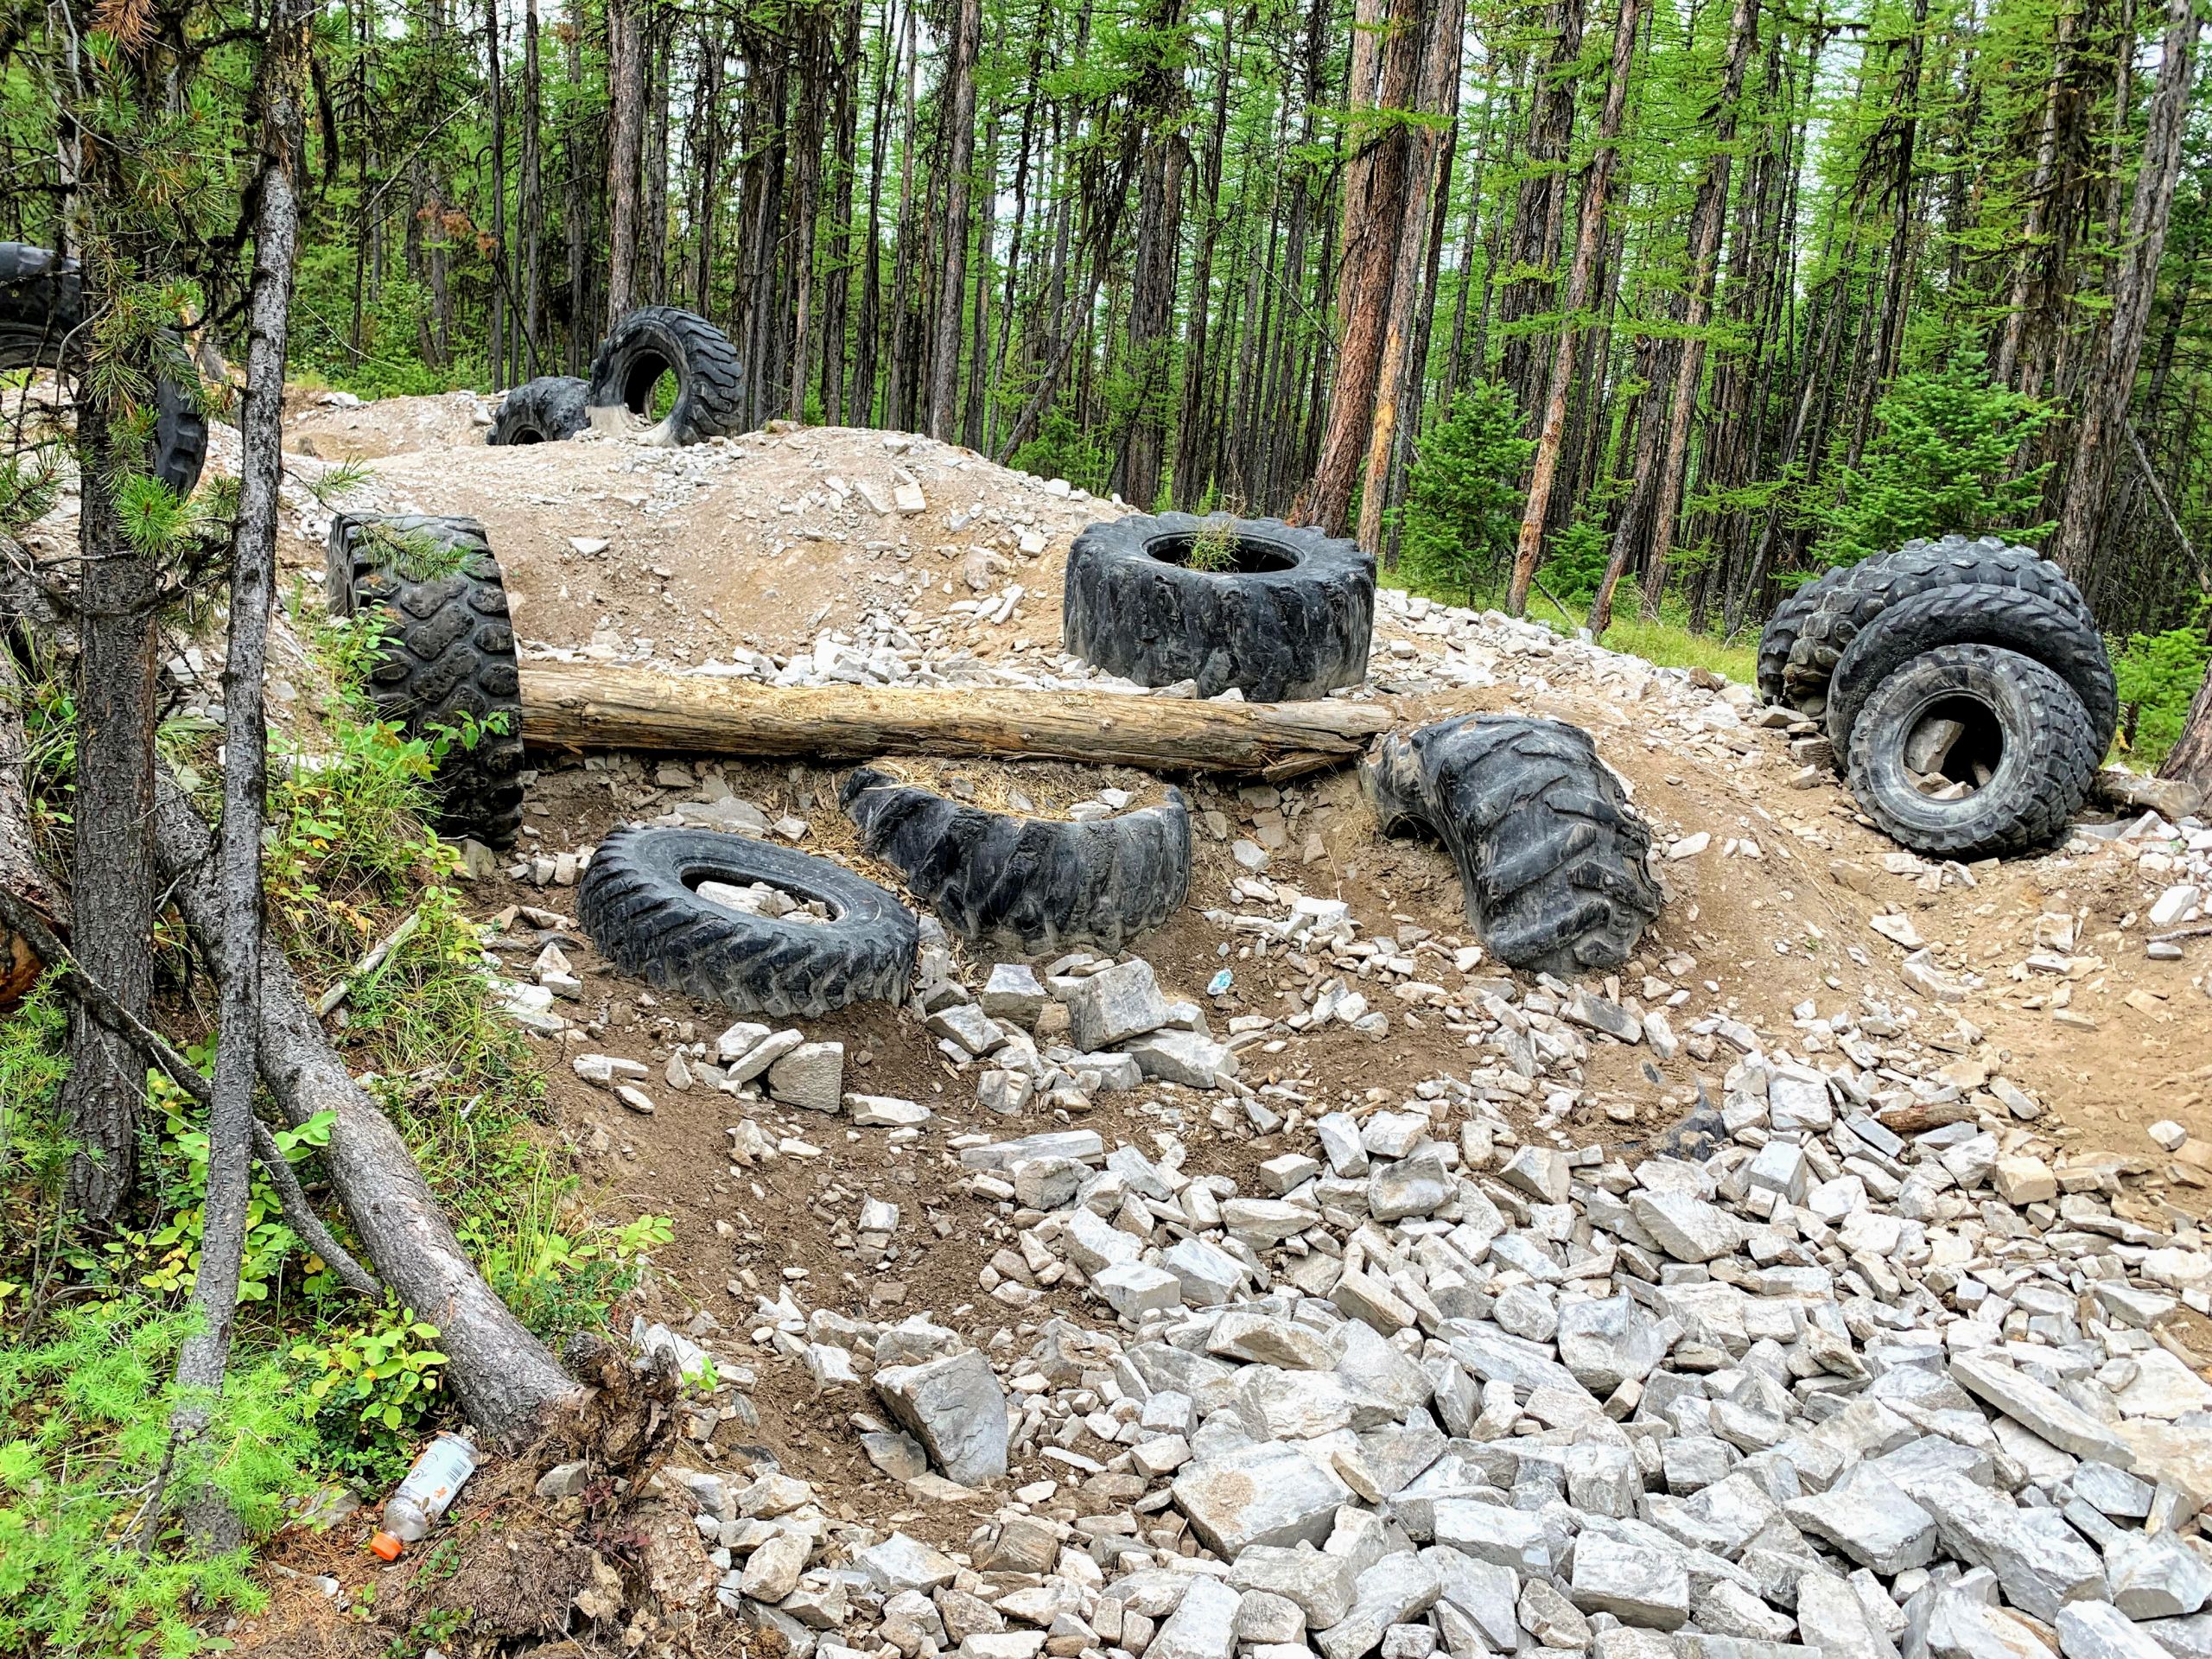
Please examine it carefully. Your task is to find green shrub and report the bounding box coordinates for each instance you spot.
[2113,620,2211,772]
[1394,382,1535,604]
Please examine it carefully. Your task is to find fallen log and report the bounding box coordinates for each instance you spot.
[518,661,1396,779]
[152,772,578,1443]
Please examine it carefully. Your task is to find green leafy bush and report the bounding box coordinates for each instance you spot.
[1808,349,2056,569]
[2113,620,2211,772]
[1394,383,1535,604]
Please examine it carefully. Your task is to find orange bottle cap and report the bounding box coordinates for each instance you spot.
[369,1531,404,1560]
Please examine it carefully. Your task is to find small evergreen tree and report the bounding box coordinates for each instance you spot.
[1808,349,2057,568]
[1395,382,1535,604]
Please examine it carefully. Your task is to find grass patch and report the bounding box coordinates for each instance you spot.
[1379,568,1761,685]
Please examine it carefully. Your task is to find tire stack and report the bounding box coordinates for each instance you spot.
[1758,534,2114,859]
[488,305,745,448]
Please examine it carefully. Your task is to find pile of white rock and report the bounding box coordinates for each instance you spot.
[649,995,2212,1659]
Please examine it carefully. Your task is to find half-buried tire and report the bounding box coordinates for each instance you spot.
[1825,584,2115,771]
[490,375,589,445]
[587,306,745,446]
[0,241,207,496]
[1064,512,1374,702]
[1843,643,2099,859]
[839,766,1191,957]
[579,826,918,1017]
[326,513,525,850]
[1362,715,1662,976]
[1783,534,2090,714]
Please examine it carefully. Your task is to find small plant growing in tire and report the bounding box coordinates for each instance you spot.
[1185,513,1241,573]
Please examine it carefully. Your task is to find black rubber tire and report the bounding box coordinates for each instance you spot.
[489,375,589,445]
[1755,568,1844,708]
[0,242,207,497]
[579,826,918,1018]
[325,513,526,850]
[1783,534,2090,713]
[1361,715,1663,976]
[1063,512,1375,702]
[1826,585,2116,770]
[1845,644,2100,859]
[586,306,745,445]
[839,766,1192,956]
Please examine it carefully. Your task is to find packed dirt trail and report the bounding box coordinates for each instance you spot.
[196,390,2212,1654]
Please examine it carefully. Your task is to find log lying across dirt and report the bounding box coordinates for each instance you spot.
[518,661,1397,779]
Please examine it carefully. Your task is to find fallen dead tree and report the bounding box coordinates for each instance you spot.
[518,660,1396,779]
[151,772,579,1443]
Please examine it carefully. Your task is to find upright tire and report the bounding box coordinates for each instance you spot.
[0,242,207,496]
[840,767,1191,956]
[1064,512,1374,702]
[1783,535,2088,712]
[1825,585,2115,770]
[1756,569,1843,708]
[326,514,526,849]
[1844,644,2099,859]
[586,307,745,446]
[579,826,918,1018]
[1362,715,1662,976]
[490,375,589,445]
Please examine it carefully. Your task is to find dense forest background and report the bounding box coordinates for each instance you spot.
[3,0,2208,647]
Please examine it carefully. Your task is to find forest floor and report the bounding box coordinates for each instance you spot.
[91,387,2212,1650]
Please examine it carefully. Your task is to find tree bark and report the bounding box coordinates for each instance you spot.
[2050,0,2198,575]
[174,0,309,1434]
[1635,0,1758,620]
[1507,0,1643,614]
[151,778,577,1445]
[926,0,982,439]
[2165,663,2212,792]
[519,0,543,373]
[603,0,645,327]
[518,664,1395,777]
[1117,0,1189,511]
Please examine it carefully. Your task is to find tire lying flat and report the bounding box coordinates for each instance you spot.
[1063,512,1374,702]
[326,514,526,850]
[1825,584,2115,770]
[840,766,1191,957]
[1363,714,1662,976]
[579,826,918,1017]
[0,242,207,497]
[490,375,590,445]
[587,306,745,446]
[1755,568,1844,709]
[1844,643,2100,859]
[1783,534,2089,715]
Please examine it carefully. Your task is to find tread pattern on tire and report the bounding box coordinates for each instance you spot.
[839,766,1192,956]
[1825,584,2115,769]
[0,241,207,496]
[1063,512,1374,701]
[1783,534,2090,712]
[587,306,745,446]
[490,375,589,445]
[1362,714,1663,976]
[1844,643,2100,859]
[1756,568,1843,708]
[325,513,526,850]
[579,825,918,1017]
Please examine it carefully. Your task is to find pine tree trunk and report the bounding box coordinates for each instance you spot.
[604,0,645,326]
[1506,0,1642,614]
[926,0,981,438]
[520,0,543,372]
[486,0,506,389]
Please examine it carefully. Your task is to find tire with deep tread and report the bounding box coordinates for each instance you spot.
[325,513,526,849]
[1783,534,2089,712]
[1826,584,2115,770]
[1755,568,1844,708]
[579,826,918,1017]
[839,767,1191,956]
[1063,512,1374,701]
[586,306,745,445]
[1845,644,2100,859]
[0,241,207,496]
[490,375,589,445]
[1361,714,1663,976]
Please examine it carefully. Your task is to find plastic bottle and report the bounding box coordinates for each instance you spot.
[368,1432,478,1560]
